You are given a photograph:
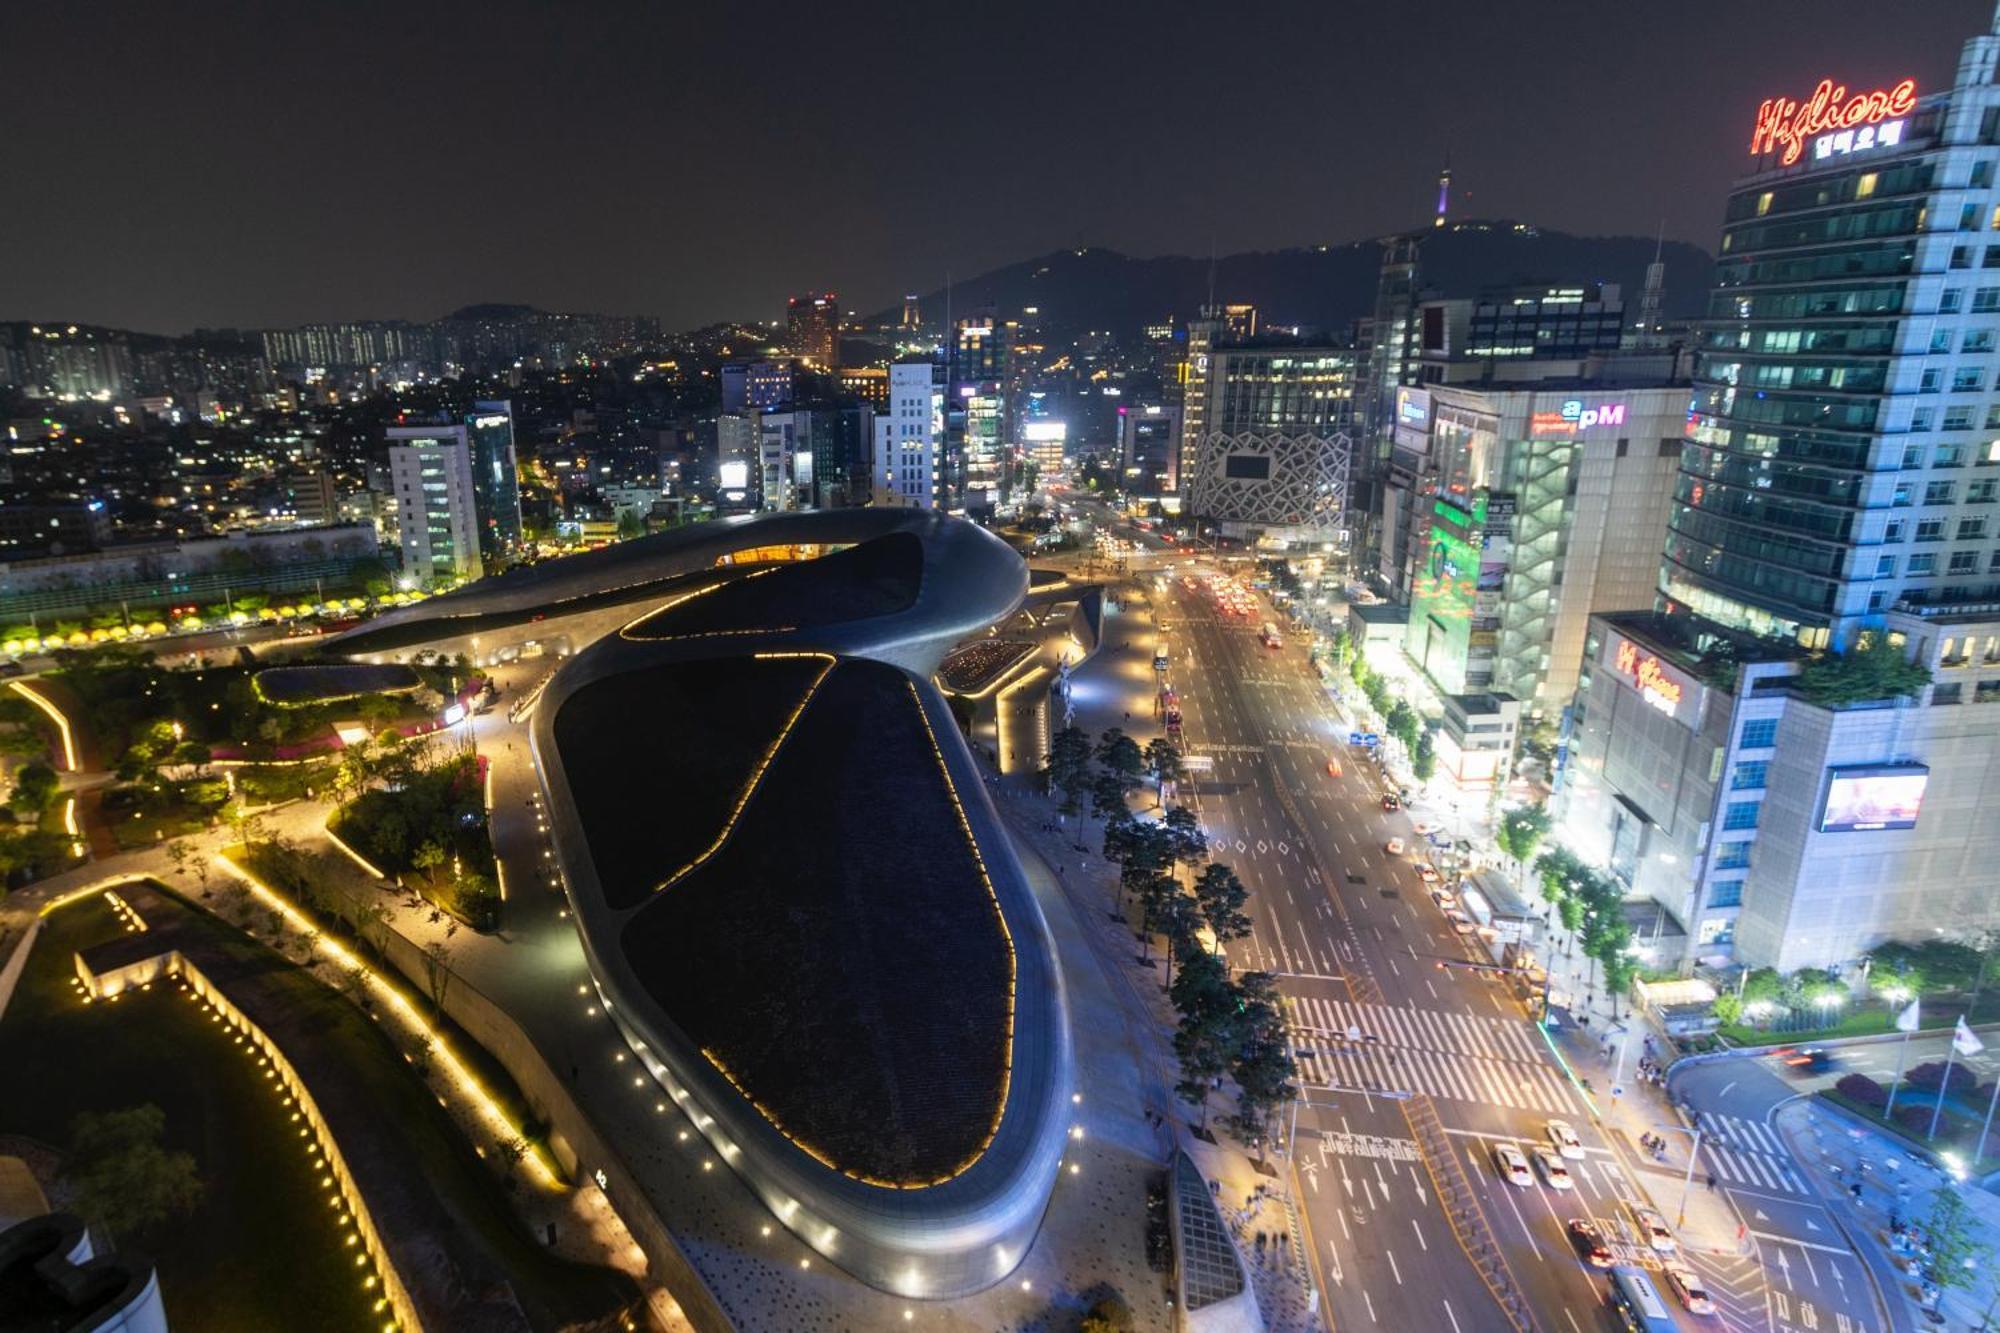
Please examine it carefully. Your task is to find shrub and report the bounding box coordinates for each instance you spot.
[1893,1102,1935,1135]
[1835,1073,1888,1108]
[1908,1060,1979,1094]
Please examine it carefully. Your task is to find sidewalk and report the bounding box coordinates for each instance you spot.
[1775,1097,2000,1331]
[1543,998,1755,1259]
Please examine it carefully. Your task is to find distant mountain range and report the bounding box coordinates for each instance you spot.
[872,222,1714,343]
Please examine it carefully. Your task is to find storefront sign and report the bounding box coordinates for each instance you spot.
[1531,401,1626,435]
[1614,637,1685,715]
[1751,77,1918,167]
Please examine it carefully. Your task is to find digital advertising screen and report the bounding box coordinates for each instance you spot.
[1819,765,1929,833]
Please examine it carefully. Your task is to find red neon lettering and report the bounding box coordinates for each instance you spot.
[1750,77,1918,165]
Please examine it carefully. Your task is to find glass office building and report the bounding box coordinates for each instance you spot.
[466,400,522,564]
[1668,28,2000,647]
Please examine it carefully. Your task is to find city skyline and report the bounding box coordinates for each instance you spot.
[0,0,1986,334]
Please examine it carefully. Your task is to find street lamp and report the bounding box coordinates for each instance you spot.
[1648,1120,1708,1228]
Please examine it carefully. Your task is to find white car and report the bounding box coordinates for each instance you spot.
[1429,887,1457,911]
[1385,837,1406,856]
[1664,1265,1715,1315]
[1445,910,1477,934]
[1411,821,1436,836]
[1492,1143,1533,1188]
[1415,863,1441,884]
[1546,1119,1585,1160]
[1532,1148,1573,1190]
[1629,1202,1677,1253]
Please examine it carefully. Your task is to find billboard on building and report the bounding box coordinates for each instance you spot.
[1819,765,1928,833]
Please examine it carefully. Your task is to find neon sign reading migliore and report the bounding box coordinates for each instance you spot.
[1751,77,1918,166]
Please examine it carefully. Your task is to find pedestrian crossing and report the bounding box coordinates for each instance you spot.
[1283,994,1581,1114]
[1286,994,1548,1063]
[1696,1112,1808,1194]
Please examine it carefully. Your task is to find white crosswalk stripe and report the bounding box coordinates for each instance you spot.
[1691,1119,1807,1194]
[1282,995,1581,1113]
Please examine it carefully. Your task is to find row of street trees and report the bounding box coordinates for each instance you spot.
[1530,844,1642,1018]
[1345,653,1435,782]
[1044,724,1297,1156]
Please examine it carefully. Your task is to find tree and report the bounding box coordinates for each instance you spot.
[61,1104,202,1240]
[12,760,59,816]
[1045,725,1093,815]
[1090,772,1130,848]
[1135,872,1183,960]
[1095,728,1144,789]
[1920,1185,1990,1305]
[1227,972,1298,1161]
[1600,952,1641,1020]
[1115,820,1173,913]
[1144,737,1182,805]
[1384,700,1419,753]
[173,740,212,774]
[421,939,454,1015]
[1496,805,1552,869]
[1171,947,1239,1131]
[1411,728,1436,783]
[1155,891,1202,990]
[1711,992,1744,1027]
[1796,631,1932,707]
[411,840,446,880]
[1193,863,1252,952]
[1161,805,1209,872]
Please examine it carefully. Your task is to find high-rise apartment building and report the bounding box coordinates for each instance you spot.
[1559,17,2000,969]
[787,293,840,368]
[465,401,523,564]
[387,429,482,586]
[873,360,943,508]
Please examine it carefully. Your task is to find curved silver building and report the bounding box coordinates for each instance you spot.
[508,510,1072,1299]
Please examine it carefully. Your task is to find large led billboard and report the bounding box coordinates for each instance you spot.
[1819,765,1928,833]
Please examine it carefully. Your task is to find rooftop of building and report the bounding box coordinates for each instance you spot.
[1597,609,1800,688]
[1349,601,1408,625]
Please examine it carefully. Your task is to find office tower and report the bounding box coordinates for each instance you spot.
[465,401,523,563]
[901,294,922,333]
[787,293,840,368]
[387,429,482,586]
[720,361,794,414]
[716,414,758,507]
[1183,339,1353,541]
[948,314,1010,512]
[1174,303,1256,503]
[1118,404,1182,497]
[1434,159,1451,229]
[1397,382,1693,718]
[1559,17,2000,970]
[873,360,942,508]
[1375,282,1674,597]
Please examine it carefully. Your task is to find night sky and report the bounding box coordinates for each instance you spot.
[2,0,1989,334]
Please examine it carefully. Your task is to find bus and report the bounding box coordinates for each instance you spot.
[1606,1265,1676,1333]
[1260,622,1283,649]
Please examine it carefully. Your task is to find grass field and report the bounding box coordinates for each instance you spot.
[0,887,640,1330]
[0,894,380,1331]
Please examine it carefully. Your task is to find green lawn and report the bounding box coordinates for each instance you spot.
[0,895,379,1331]
[1722,1008,1901,1047]
[0,888,640,1330]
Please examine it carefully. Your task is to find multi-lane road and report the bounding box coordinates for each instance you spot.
[1067,507,1884,1333]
